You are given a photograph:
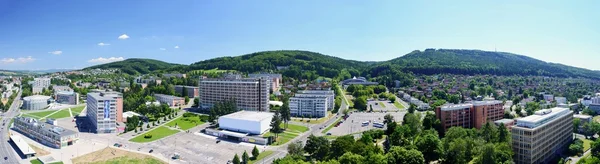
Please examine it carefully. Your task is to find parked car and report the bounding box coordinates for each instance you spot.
[326,133,332,136]
[216,140,221,144]
[149,149,154,153]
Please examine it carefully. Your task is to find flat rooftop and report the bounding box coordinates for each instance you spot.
[10,135,36,155]
[515,107,571,129]
[472,100,503,106]
[440,104,473,111]
[574,114,593,119]
[220,111,274,122]
[494,119,515,124]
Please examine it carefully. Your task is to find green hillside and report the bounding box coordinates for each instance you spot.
[189,50,371,79]
[380,49,600,79]
[82,49,600,80]
[85,58,182,75]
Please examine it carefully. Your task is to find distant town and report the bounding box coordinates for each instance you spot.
[1,65,599,164]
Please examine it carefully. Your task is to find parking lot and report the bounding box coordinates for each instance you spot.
[368,100,400,112]
[328,111,405,136]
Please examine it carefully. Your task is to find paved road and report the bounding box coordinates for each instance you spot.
[0,90,22,163]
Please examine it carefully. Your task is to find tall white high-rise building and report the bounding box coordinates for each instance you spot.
[87,91,123,133]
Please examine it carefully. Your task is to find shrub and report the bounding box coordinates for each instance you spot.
[144,134,152,138]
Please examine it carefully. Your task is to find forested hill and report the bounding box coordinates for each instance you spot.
[85,58,182,75]
[189,50,371,78]
[381,49,600,79]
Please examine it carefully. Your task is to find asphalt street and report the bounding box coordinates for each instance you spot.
[0,90,22,164]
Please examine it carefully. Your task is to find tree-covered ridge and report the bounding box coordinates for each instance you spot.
[383,49,600,79]
[85,58,182,75]
[189,50,369,77]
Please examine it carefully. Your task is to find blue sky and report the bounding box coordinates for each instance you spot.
[1,1,599,70]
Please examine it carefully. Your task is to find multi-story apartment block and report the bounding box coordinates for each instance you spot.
[512,107,573,164]
[87,91,123,133]
[472,100,504,129]
[199,76,269,111]
[296,90,335,110]
[33,78,51,88]
[154,94,185,107]
[175,85,199,98]
[435,104,473,132]
[289,96,328,118]
[248,73,282,92]
[13,117,79,148]
[436,100,504,131]
[52,85,73,93]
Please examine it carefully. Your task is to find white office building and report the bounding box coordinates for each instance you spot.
[297,90,335,110]
[87,92,121,133]
[199,76,269,111]
[289,96,328,118]
[512,107,573,164]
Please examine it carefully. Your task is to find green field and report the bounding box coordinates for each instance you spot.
[87,157,164,164]
[584,139,592,152]
[71,106,85,115]
[30,159,63,164]
[46,109,72,119]
[393,101,406,109]
[129,126,180,143]
[321,117,343,134]
[248,151,274,164]
[165,116,205,130]
[264,123,308,146]
[23,110,57,118]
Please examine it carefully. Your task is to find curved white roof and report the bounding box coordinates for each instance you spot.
[23,95,51,101]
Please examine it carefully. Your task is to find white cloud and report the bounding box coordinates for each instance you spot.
[118,34,130,40]
[97,43,111,46]
[88,57,125,64]
[159,48,166,51]
[174,45,179,49]
[1,56,35,64]
[48,50,63,55]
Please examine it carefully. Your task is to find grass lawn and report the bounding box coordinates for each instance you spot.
[583,138,592,152]
[30,159,63,164]
[345,95,354,107]
[165,116,205,130]
[264,123,309,146]
[321,117,343,134]
[24,110,57,118]
[129,126,180,143]
[283,123,308,133]
[393,101,406,109]
[21,113,43,119]
[594,116,600,123]
[248,151,274,164]
[71,106,85,115]
[379,102,386,108]
[46,109,72,119]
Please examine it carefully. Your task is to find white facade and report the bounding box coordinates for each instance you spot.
[297,90,335,110]
[289,97,328,118]
[555,97,567,104]
[218,111,274,135]
[33,78,51,88]
[87,92,120,133]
